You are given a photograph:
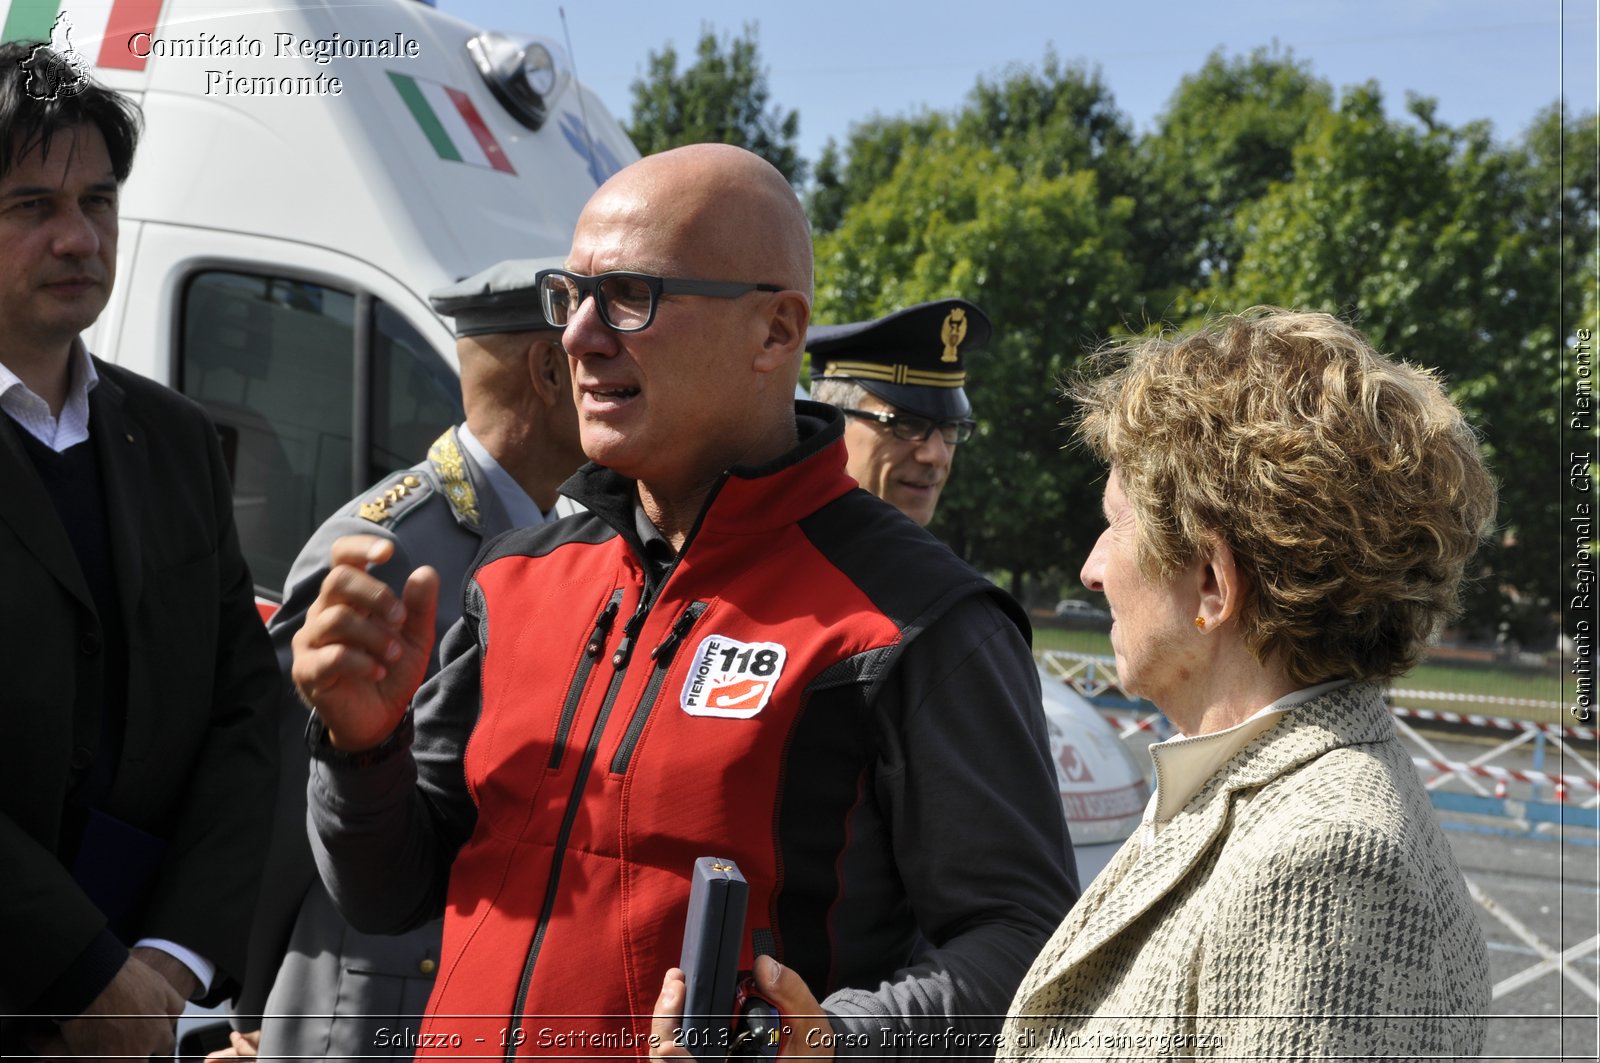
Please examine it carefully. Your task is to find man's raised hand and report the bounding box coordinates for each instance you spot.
[290,534,438,750]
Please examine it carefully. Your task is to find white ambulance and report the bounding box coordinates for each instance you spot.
[1,0,638,604]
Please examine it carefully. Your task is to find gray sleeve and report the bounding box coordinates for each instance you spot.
[268,512,415,677]
[305,609,482,935]
[822,593,1078,1056]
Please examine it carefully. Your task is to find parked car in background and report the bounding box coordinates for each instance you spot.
[1054,598,1112,629]
[1035,664,1150,883]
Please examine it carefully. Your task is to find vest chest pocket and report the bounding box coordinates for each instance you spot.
[609,601,709,774]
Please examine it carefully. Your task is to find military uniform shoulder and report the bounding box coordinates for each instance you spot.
[426,427,484,532]
[352,427,484,532]
[356,466,435,528]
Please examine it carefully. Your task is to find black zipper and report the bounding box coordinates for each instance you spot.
[504,595,653,1060]
[610,596,649,668]
[610,601,708,774]
[548,590,623,770]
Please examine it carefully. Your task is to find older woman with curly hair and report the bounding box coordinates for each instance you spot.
[1002,308,1495,1060]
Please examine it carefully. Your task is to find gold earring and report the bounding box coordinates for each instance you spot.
[1194,616,1207,631]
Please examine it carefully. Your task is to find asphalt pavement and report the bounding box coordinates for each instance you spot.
[1429,730,1598,1063]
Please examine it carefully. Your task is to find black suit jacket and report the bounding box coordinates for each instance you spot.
[0,358,280,1015]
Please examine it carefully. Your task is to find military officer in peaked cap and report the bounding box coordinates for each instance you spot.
[808,298,990,527]
[219,258,588,1059]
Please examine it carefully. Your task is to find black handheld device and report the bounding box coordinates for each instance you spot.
[678,857,782,1060]
[679,856,750,1061]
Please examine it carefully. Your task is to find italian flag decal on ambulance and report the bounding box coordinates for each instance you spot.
[1,0,164,70]
[388,70,516,175]
[681,635,787,719]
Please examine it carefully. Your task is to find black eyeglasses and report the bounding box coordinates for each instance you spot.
[841,408,977,446]
[535,269,783,333]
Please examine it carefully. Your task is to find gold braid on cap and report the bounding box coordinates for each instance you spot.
[821,361,967,388]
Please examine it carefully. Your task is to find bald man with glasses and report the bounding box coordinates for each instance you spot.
[290,146,1073,1060]
[807,300,988,527]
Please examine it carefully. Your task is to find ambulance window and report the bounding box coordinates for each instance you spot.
[181,271,463,601]
[370,303,464,481]
[181,271,358,597]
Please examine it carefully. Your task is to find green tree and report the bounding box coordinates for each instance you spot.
[809,54,1134,235]
[625,24,805,184]
[1214,89,1597,648]
[957,51,1136,196]
[804,43,1584,639]
[809,54,1146,597]
[807,112,946,234]
[1134,47,1333,312]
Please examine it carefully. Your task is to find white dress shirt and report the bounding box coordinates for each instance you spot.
[0,340,98,452]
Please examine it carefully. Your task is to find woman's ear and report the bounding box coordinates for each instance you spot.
[1196,537,1244,630]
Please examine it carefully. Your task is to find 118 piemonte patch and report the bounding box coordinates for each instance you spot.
[680,634,788,718]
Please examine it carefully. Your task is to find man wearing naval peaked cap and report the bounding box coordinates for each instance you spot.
[230,257,588,1060]
[808,298,990,526]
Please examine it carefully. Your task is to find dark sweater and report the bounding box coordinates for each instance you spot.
[12,421,140,1016]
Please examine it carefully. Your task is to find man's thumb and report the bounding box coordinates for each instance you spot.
[401,566,439,651]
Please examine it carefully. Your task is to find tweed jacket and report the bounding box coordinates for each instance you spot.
[1002,682,1488,1061]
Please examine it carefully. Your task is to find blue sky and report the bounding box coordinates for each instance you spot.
[446,0,1597,168]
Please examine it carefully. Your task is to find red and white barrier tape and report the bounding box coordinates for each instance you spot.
[1114,716,1163,738]
[1389,704,1596,741]
[1389,687,1565,710]
[1412,756,1600,793]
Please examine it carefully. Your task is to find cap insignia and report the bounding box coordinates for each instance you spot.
[940,308,968,363]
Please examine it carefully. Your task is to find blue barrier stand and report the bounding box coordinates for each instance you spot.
[1531,730,1548,801]
[1430,790,1600,845]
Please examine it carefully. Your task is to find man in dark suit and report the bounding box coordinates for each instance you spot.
[0,42,280,1060]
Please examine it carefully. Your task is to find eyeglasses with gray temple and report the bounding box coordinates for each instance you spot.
[535,268,783,333]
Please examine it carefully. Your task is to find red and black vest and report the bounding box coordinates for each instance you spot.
[417,409,1025,1056]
